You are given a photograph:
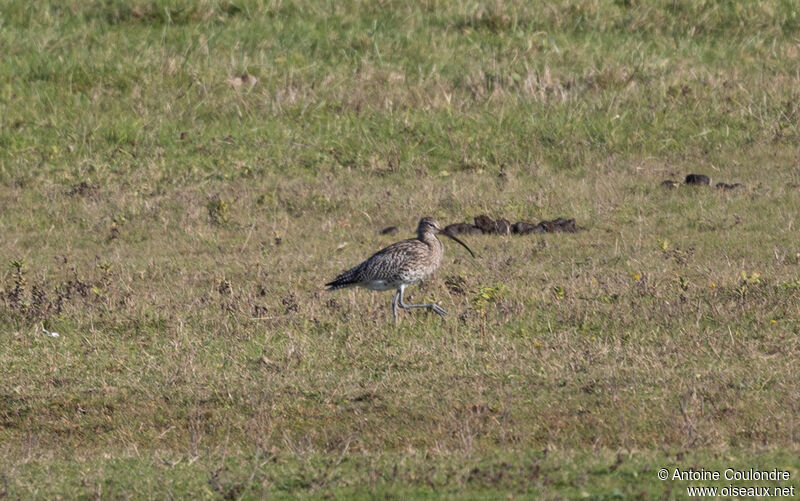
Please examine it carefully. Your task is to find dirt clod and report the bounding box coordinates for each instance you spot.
[444,223,483,235]
[660,176,743,190]
[539,217,577,233]
[447,216,579,236]
[685,174,710,186]
[218,279,232,295]
[495,218,512,235]
[511,221,543,235]
[715,182,743,190]
[281,294,298,314]
[444,275,467,295]
[474,215,497,233]
[67,181,96,197]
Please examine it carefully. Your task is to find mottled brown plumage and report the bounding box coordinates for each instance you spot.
[326,217,474,323]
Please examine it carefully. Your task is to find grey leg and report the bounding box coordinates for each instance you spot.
[397,284,447,317]
[392,289,400,324]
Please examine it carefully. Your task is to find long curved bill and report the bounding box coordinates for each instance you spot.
[439,230,476,258]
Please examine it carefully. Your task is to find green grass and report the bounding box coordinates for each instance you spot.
[1,0,799,498]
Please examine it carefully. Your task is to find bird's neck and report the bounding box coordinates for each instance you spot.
[419,231,441,248]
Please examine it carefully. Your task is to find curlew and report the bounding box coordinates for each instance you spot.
[326,217,475,323]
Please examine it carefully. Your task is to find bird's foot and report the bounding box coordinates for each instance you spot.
[430,304,447,316]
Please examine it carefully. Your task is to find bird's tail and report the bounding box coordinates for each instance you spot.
[325,268,359,290]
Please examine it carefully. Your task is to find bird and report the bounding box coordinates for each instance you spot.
[326,217,475,323]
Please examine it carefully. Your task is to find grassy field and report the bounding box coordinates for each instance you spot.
[1,0,799,498]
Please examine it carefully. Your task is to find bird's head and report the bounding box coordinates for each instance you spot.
[417,217,442,236]
[417,217,475,258]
